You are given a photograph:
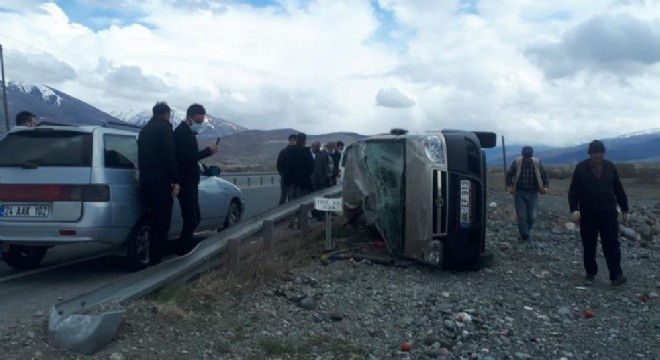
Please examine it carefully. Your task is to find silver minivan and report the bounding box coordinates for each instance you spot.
[0,125,244,270]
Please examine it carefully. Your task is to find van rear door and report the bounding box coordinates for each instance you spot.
[0,129,93,222]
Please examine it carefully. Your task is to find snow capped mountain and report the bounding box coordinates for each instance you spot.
[1,81,125,130]
[616,128,660,139]
[112,106,247,138]
[9,82,64,107]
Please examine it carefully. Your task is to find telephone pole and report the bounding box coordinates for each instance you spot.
[0,43,9,132]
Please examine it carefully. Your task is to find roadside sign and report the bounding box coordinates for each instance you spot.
[314,197,342,212]
[314,197,342,251]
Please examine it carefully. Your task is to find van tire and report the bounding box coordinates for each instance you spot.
[125,218,151,271]
[1,245,48,271]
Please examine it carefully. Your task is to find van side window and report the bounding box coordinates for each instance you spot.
[104,134,138,169]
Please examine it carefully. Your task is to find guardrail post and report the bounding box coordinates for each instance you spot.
[299,203,312,230]
[263,219,274,248]
[271,176,274,185]
[247,178,251,187]
[260,177,263,186]
[233,178,236,185]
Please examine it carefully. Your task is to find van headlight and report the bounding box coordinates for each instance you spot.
[422,135,445,163]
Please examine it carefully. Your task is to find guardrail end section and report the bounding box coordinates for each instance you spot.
[48,305,126,355]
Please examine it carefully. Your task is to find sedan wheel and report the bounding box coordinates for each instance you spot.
[1,245,48,271]
[223,201,241,229]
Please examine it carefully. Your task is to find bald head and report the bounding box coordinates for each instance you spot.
[311,140,321,153]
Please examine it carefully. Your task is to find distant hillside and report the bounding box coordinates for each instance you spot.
[0,81,128,130]
[486,130,660,166]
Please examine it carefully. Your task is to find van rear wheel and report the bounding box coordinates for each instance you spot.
[1,245,48,271]
[125,218,151,271]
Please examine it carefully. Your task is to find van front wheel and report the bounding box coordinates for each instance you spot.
[1,245,48,271]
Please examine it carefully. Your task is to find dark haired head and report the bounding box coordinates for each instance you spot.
[16,111,36,127]
[288,133,298,141]
[588,140,605,154]
[186,103,206,118]
[152,102,171,118]
[296,132,307,146]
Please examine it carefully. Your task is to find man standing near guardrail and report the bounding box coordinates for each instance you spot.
[173,104,219,255]
[138,102,180,266]
[506,146,549,241]
[281,132,314,201]
[276,133,298,204]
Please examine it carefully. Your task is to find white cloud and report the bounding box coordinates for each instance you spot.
[1,0,660,145]
[376,87,415,108]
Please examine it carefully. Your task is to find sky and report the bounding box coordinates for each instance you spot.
[1,0,660,146]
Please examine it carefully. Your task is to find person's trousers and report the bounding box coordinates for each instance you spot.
[177,183,200,253]
[580,210,623,280]
[514,189,538,239]
[279,178,288,204]
[142,183,173,265]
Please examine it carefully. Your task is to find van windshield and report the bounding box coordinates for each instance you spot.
[0,131,93,167]
[360,140,405,252]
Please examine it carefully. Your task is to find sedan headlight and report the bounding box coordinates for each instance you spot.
[422,135,445,164]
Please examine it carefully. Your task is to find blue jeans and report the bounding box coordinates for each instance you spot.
[514,189,538,239]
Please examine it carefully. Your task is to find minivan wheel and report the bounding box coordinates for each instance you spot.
[126,219,151,271]
[222,201,241,230]
[1,245,48,271]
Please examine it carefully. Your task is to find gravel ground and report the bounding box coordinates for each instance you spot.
[2,188,659,360]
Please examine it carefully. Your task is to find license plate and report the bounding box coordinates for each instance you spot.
[459,180,471,227]
[0,204,50,217]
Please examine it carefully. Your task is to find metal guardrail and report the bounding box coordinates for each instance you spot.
[220,172,280,187]
[48,185,341,354]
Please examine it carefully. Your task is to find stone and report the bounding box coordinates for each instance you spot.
[299,297,316,310]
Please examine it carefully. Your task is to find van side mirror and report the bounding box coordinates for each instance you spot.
[207,165,221,177]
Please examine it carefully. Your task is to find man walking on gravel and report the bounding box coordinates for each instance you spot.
[568,140,629,286]
[506,146,549,241]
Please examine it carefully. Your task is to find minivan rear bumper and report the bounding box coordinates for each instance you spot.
[0,226,132,246]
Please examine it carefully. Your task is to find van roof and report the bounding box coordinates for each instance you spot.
[8,124,138,136]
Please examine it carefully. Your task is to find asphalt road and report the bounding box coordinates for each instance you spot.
[0,184,280,326]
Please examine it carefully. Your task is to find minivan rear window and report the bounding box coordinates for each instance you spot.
[0,130,93,167]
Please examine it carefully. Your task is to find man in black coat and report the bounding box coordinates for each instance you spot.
[138,102,180,266]
[173,104,219,255]
[568,140,629,286]
[281,132,314,200]
[276,133,298,204]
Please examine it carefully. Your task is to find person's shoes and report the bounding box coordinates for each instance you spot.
[611,274,628,286]
[518,235,530,242]
[585,274,595,284]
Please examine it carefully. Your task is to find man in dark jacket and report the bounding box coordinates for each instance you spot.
[173,104,218,255]
[138,102,180,266]
[568,140,629,286]
[281,132,314,200]
[276,133,297,204]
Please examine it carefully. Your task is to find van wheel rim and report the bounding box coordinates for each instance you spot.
[136,226,151,264]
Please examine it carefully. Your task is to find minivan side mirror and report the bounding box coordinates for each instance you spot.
[207,165,221,177]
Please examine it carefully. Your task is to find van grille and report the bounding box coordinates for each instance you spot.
[433,170,447,234]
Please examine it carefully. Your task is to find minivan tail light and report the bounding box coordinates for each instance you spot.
[0,184,110,202]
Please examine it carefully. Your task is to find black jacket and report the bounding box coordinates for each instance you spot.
[281,145,314,189]
[138,117,180,186]
[174,122,213,185]
[276,145,292,176]
[568,159,629,213]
